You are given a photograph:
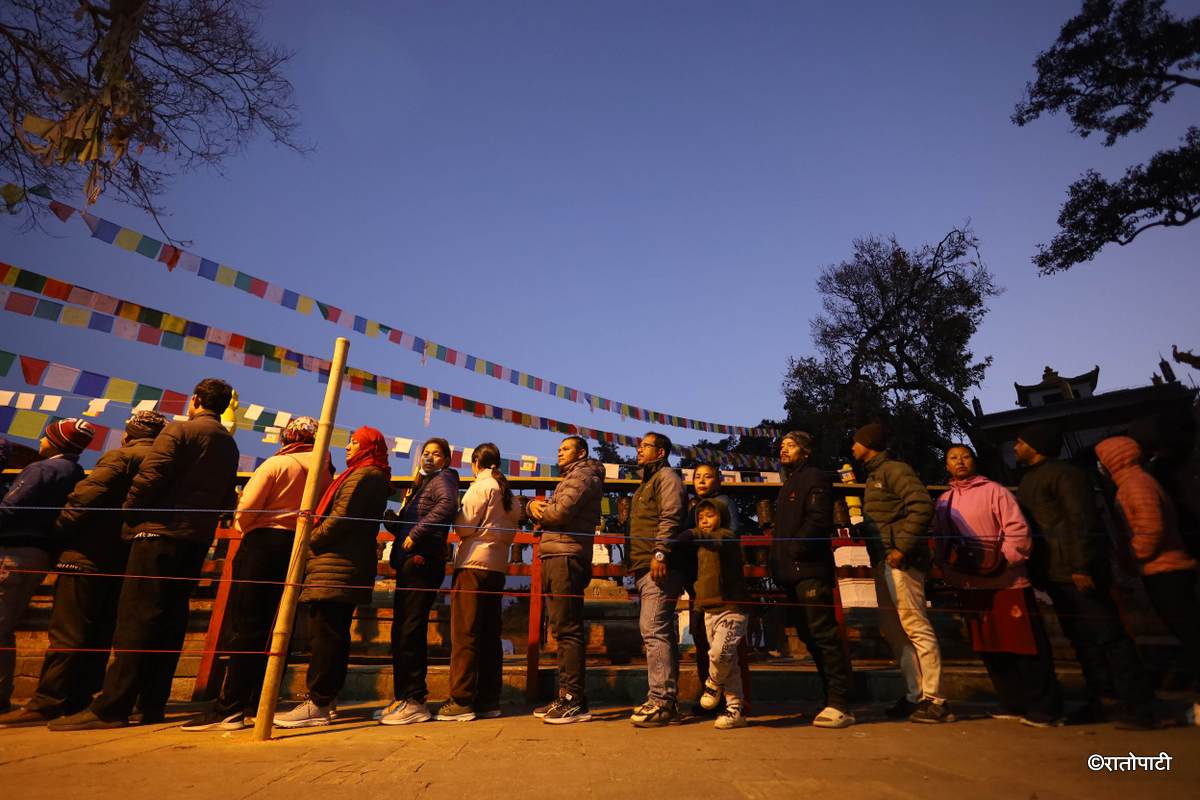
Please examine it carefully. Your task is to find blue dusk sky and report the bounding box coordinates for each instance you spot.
[2,0,1198,469]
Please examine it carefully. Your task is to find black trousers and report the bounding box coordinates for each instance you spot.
[1046,579,1152,708]
[542,556,589,699]
[306,601,355,706]
[91,537,208,721]
[1142,569,1200,686]
[449,568,505,706]
[29,571,123,714]
[780,576,853,709]
[391,555,445,702]
[214,528,294,714]
[978,589,1063,718]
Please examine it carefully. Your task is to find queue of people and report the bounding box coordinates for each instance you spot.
[0,377,1197,734]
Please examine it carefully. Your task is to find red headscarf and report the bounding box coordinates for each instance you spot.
[313,426,392,520]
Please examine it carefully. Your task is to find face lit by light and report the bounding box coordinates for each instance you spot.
[421,442,448,472]
[946,446,977,480]
[693,465,719,498]
[697,505,721,534]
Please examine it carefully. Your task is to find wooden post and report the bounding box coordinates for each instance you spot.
[252,337,349,742]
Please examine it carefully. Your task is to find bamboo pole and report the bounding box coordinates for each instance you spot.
[253,337,350,741]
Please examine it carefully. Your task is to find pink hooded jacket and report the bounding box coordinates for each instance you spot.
[1095,436,1197,577]
[933,474,1031,590]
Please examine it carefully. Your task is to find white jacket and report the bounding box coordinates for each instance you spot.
[453,470,520,573]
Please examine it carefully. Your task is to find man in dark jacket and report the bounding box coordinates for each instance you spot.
[853,423,951,724]
[627,431,688,727]
[0,418,94,713]
[52,379,239,730]
[1014,422,1153,728]
[528,435,604,724]
[769,431,854,728]
[0,412,166,727]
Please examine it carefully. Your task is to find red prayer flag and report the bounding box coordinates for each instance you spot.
[19,356,49,385]
[249,278,268,298]
[159,390,188,416]
[48,200,75,222]
[42,278,72,301]
[158,244,182,271]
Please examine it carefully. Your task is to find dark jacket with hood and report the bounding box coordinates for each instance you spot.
[628,458,687,575]
[1016,457,1107,584]
[300,466,392,606]
[538,457,604,561]
[769,461,836,583]
[386,467,460,565]
[0,455,84,551]
[861,452,933,570]
[122,410,239,546]
[55,436,156,573]
[689,498,749,611]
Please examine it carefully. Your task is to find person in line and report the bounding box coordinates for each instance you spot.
[0,412,163,728]
[379,438,459,725]
[1014,423,1154,729]
[627,431,688,728]
[1095,435,1199,719]
[853,423,952,723]
[52,380,239,731]
[527,436,604,724]
[181,417,331,731]
[769,431,854,728]
[273,427,392,728]
[691,498,750,729]
[934,444,1064,727]
[438,443,521,722]
[0,419,93,714]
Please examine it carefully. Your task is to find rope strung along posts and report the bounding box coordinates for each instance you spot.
[253,336,350,742]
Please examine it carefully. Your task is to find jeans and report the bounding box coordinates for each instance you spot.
[637,569,684,705]
[703,608,748,710]
[0,546,51,707]
[448,568,505,707]
[874,561,943,703]
[306,601,355,707]
[542,556,589,698]
[781,576,853,709]
[391,555,445,702]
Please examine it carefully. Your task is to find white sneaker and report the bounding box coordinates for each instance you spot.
[373,700,404,721]
[715,707,747,729]
[699,680,723,711]
[379,700,432,726]
[629,700,657,724]
[812,706,855,729]
[1187,702,1199,727]
[272,700,331,729]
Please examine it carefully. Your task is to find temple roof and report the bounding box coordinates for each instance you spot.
[1014,365,1100,407]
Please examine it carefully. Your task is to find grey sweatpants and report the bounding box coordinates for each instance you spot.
[703,608,748,710]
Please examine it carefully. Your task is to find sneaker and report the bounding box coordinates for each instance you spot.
[48,709,128,731]
[632,702,679,728]
[130,708,165,725]
[1020,711,1065,729]
[885,697,918,719]
[328,700,338,721]
[699,679,723,711]
[532,698,563,719]
[379,699,432,726]
[0,707,60,728]
[1187,702,1200,727]
[714,707,748,730]
[629,700,658,724]
[180,708,247,732]
[812,706,855,729]
[272,700,331,729]
[476,706,502,719]
[373,700,404,721]
[909,700,955,724]
[436,701,476,721]
[988,710,1023,721]
[543,694,591,725]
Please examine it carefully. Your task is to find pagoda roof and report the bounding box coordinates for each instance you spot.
[1014,365,1100,407]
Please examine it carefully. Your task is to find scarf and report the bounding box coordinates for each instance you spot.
[313,426,392,521]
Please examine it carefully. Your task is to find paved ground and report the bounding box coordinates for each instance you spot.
[1,703,1197,800]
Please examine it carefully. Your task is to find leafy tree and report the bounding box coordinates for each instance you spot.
[782,227,1000,481]
[1013,0,1200,273]
[1,0,304,225]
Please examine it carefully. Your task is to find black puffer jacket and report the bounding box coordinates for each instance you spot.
[123,410,239,545]
[538,457,604,561]
[300,466,392,606]
[769,463,835,582]
[1017,458,1107,584]
[55,437,155,573]
[386,468,460,565]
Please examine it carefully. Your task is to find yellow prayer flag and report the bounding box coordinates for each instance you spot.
[365,320,380,337]
[161,314,187,334]
[0,268,17,286]
[296,295,314,315]
[424,340,437,357]
[114,228,142,252]
[116,303,141,321]
[61,306,91,328]
[215,266,237,287]
[183,336,206,356]
[8,410,48,440]
[280,360,297,376]
[330,427,350,448]
[104,378,136,403]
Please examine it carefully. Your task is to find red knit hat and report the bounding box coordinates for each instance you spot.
[44,418,96,454]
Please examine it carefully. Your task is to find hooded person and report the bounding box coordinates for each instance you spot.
[1095,436,1200,705]
[272,426,393,729]
[0,418,93,713]
[183,416,334,732]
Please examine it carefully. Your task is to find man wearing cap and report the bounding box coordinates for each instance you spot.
[0,418,94,713]
[1014,423,1153,728]
[770,431,855,728]
[52,379,239,730]
[0,412,167,727]
[182,416,331,732]
[852,423,952,723]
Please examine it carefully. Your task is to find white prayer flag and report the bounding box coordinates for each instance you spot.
[134,399,157,412]
[15,393,35,410]
[393,437,413,455]
[244,404,265,421]
[604,463,621,480]
[274,411,291,428]
[84,398,110,417]
[39,395,62,412]
[0,391,14,406]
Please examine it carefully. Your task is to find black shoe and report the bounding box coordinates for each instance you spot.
[533,698,564,719]
[543,694,591,725]
[1020,711,1064,729]
[632,702,680,728]
[131,708,166,725]
[1064,704,1106,725]
[885,698,918,719]
[48,709,128,731]
[180,708,247,732]
[909,700,955,724]
[0,707,60,728]
[1113,709,1157,731]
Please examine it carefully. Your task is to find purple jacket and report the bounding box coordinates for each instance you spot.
[933,474,1031,590]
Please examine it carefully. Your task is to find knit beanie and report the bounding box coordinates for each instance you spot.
[1017,422,1063,457]
[44,418,95,454]
[125,410,167,441]
[853,423,887,452]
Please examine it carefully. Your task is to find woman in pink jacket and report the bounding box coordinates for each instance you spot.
[934,444,1063,727]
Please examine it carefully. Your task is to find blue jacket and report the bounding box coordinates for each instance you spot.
[387,468,460,565]
[0,455,84,550]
